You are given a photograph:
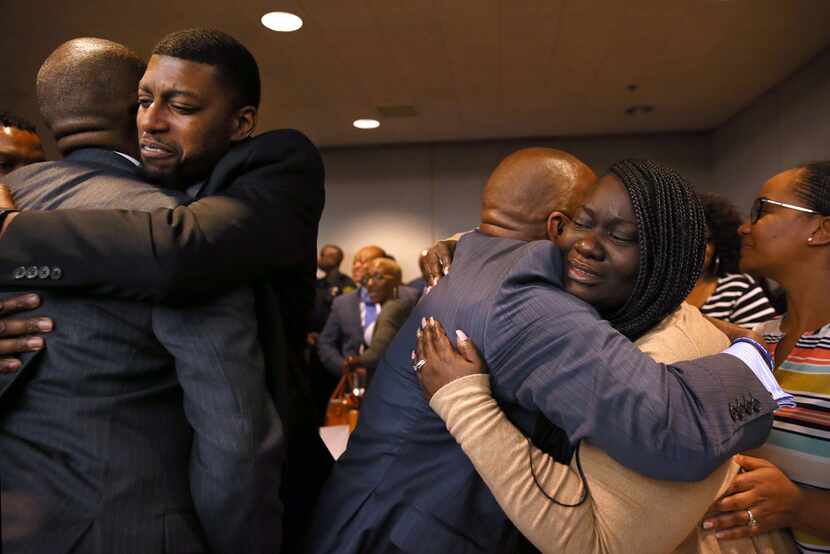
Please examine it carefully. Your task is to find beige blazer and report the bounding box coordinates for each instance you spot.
[431,303,796,554]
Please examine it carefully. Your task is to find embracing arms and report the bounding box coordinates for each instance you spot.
[0,130,324,301]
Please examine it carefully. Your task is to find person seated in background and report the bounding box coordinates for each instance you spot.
[318,245,417,377]
[341,257,415,377]
[702,162,830,552]
[413,158,795,554]
[686,192,777,328]
[0,112,45,176]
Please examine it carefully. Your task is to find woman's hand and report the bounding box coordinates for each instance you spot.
[702,454,804,539]
[414,316,485,400]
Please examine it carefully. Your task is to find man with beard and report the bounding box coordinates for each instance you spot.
[0,30,325,552]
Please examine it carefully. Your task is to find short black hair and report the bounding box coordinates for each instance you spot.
[0,111,38,134]
[793,161,830,216]
[606,159,707,340]
[697,192,742,277]
[153,28,261,109]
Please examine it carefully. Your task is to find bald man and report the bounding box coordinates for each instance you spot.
[308,148,779,554]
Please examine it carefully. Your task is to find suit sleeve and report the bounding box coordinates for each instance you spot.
[152,289,284,554]
[359,298,414,370]
[0,130,324,301]
[318,299,347,377]
[485,286,776,481]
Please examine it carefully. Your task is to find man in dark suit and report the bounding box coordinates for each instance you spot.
[0,38,284,554]
[318,246,419,377]
[306,148,785,553]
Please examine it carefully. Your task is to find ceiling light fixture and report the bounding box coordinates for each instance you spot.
[261,11,303,32]
[353,119,380,129]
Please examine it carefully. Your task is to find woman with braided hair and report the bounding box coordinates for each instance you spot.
[413,159,795,553]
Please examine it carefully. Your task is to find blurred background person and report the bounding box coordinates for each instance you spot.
[686,191,777,329]
[703,162,830,551]
[309,243,356,421]
[0,112,45,176]
[341,257,415,378]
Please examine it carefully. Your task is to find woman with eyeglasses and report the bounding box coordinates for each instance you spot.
[685,192,777,329]
[701,163,830,552]
[413,159,795,553]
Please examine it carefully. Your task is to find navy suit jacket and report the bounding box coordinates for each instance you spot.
[318,286,420,376]
[0,149,282,554]
[308,231,776,553]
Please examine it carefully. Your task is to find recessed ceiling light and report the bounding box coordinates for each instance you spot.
[261,11,303,32]
[353,119,380,129]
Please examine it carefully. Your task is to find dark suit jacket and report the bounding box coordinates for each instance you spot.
[0,149,282,554]
[317,291,364,375]
[308,231,777,554]
[0,130,329,550]
[318,287,419,376]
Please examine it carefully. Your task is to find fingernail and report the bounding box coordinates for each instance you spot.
[702,520,714,530]
[715,532,725,539]
[456,330,468,342]
[25,294,40,306]
[443,267,450,276]
[416,329,422,338]
[27,337,43,350]
[410,350,416,360]
[37,318,53,332]
[421,317,427,328]
[423,286,432,295]
[431,277,439,286]
[429,316,435,326]
[3,359,20,370]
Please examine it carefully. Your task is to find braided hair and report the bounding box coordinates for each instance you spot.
[604,159,707,340]
[697,192,742,277]
[793,161,830,215]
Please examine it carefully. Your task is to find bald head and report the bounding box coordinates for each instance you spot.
[480,148,595,240]
[352,245,387,284]
[37,38,146,157]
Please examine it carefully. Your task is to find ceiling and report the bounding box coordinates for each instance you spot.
[3,0,830,148]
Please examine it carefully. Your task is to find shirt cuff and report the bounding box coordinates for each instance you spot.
[723,340,796,408]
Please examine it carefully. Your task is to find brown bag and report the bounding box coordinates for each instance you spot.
[324,372,360,430]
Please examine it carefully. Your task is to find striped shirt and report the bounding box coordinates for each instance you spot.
[700,273,777,329]
[754,317,830,554]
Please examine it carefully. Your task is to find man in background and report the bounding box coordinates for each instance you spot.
[0,112,45,176]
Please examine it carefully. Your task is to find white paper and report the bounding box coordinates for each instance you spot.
[319,425,351,460]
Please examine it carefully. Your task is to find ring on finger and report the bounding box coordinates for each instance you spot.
[746,508,758,528]
[413,359,427,372]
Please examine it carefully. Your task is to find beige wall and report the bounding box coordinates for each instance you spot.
[320,133,710,282]
[710,48,830,212]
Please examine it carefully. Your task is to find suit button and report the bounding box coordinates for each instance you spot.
[38,266,50,279]
[12,266,26,280]
[25,266,38,279]
[50,267,63,280]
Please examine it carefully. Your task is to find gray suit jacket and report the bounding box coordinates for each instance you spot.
[0,149,283,554]
[309,231,777,553]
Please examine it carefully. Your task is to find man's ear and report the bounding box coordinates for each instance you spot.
[229,105,257,142]
[546,211,569,242]
[808,216,830,246]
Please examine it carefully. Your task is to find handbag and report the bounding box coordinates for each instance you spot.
[324,370,363,431]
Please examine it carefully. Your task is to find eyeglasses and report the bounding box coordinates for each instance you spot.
[749,197,821,224]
